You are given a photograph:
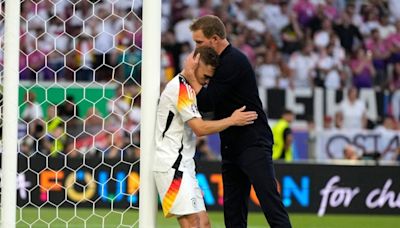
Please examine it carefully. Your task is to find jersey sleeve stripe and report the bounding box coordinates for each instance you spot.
[177,79,194,112]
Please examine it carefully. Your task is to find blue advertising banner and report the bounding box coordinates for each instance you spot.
[196,162,400,215]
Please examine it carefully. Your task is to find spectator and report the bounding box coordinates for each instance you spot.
[293,0,316,28]
[333,11,364,54]
[99,128,125,159]
[244,8,266,35]
[116,45,142,84]
[75,35,94,81]
[378,14,396,40]
[343,144,360,160]
[59,96,82,138]
[232,33,257,66]
[358,2,381,36]
[313,18,334,50]
[125,88,141,133]
[344,2,363,28]
[84,106,103,136]
[20,139,34,156]
[376,115,396,131]
[64,139,82,158]
[92,5,117,81]
[107,85,131,127]
[59,96,78,119]
[277,58,294,89]
[389,0,400,21]
[21,92,43,122]
[255,50,281,89]
[389,62,400,92]
[52,31,70,80]
[328,33,346,64]
[365,28,391,89]
[321,0,339,21]
[323,115,333,129]
[174,7,195,48]
[316,43,343,89]
[349,47,375,89]
[288,40,318,88]
[370,0,389,19]
[387,20,400,63]
[162,30,182,75]
[31,123,49,155]
[389,62,400,122]
[262,0,289,42]
[198,0,213,17]
[26,48,47,80]
[179,42,192,72]
[161,48,176,83]
[334,111,344,129]
[338,87,367,129]
[280,12,304,57]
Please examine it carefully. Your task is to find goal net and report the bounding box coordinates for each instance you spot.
[0,0,159,227]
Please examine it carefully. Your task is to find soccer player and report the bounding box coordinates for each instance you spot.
[153,46,258,228]
[185,15,292,227]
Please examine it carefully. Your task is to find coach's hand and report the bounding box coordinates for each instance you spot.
[230,106,258,126]
[182,52,202,93]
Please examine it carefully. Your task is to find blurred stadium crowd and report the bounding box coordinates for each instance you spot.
[0,0,399,162]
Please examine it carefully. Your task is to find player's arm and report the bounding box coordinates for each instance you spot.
[187,106,257,137]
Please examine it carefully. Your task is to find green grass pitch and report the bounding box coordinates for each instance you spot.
[11,208,400,227]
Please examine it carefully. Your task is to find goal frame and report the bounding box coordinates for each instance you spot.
[0,0,161,227]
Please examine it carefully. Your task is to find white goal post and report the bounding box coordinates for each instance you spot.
[1,0,21,227]
[139,0,161,227]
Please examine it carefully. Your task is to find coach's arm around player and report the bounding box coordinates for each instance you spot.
[187,106,257,137]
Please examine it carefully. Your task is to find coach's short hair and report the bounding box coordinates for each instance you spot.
[190,15,226,39]
[194,46,219,68]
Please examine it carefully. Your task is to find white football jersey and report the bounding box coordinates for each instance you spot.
[153,75,201,172]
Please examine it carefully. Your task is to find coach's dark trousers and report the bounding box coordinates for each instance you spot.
[222,145,292,228]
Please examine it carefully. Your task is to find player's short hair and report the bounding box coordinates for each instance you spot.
[190,15,226,39]
[194,46,219,68]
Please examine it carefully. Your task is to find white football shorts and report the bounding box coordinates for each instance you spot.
[154,167,206,218]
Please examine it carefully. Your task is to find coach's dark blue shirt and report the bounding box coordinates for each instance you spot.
[197,44,273,155]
